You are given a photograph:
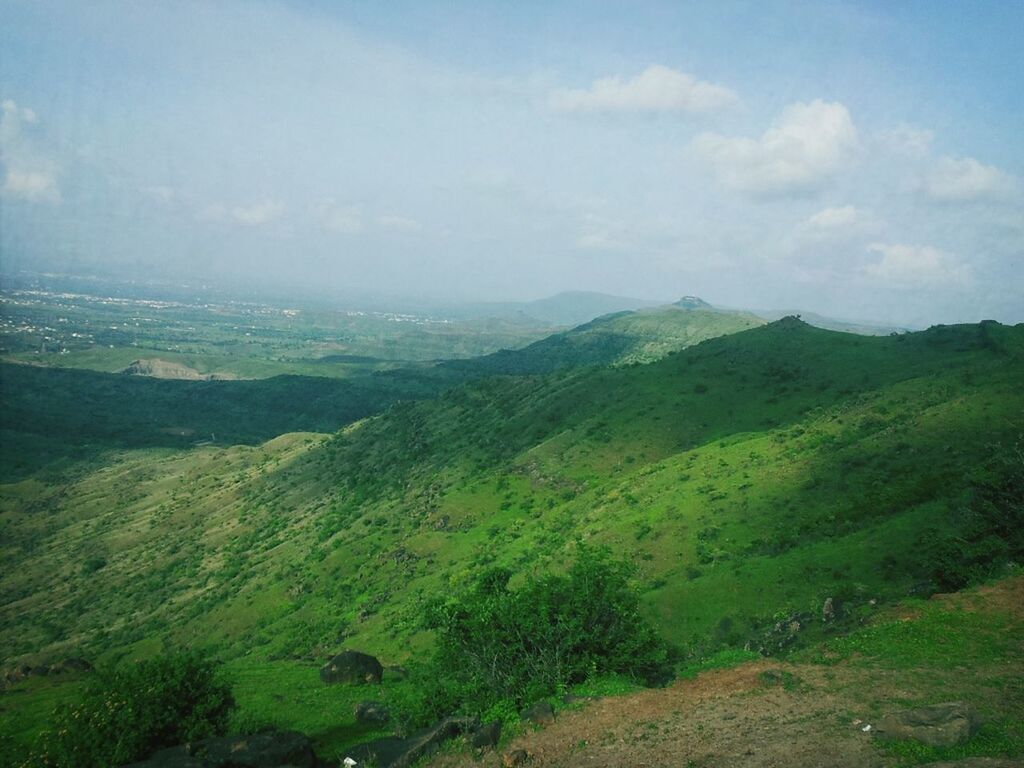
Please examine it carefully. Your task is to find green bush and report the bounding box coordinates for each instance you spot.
[925,442,1024,591]
[29,652,235,768]
[396,544,672,728]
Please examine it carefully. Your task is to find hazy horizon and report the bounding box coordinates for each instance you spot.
[2,1,1022,326]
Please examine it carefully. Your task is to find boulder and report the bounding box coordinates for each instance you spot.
[520,700,555,727]
[3,664,34,685]
[345,716,478,768]
[469,720,502,749]
[873,702,980,748]
[320,651,383,685]
[354,700,390,725]
[123,729,316,767]
[50,657,93,674]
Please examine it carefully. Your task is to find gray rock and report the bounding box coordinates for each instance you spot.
[354,700,390,725]
[123,729,316,767]
[520,700,555,726]
[469,720,502,749]
[502,749,530,767]
[346,716,478,768]
[873,702,980,748]
[49,657,93,674]
[320,650,383,685]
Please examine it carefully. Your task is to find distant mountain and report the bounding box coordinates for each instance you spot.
[452,291,663,326]
[673,295,713,310]
[752,308,914,336]
[444,304,764,374]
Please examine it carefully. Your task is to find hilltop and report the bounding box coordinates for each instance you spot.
[442,303,764,374]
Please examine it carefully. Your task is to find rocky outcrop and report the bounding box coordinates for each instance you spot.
[320,650,383,685]
[873,702,980,748]
[354,700,390,725]
[123,730,316,767]
[344,716,478,768]
[120,359,238,381]
[3,658,92,685]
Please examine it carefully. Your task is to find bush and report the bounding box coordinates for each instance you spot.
[30,652,235,767]
[925,442,1024,591]
[397,544,672,728]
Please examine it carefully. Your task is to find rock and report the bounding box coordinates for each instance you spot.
[384,665,409,681]
[822,597,835,622]
[503,749,530,767]
[469,720,502,749]
[3,664,34,685]
[49,657,93,674]
[320,651,383,685]
[346,716,478,768]
[354,700,390,725]
[520,700,555,726]
[873,702,980,748]
[124,729,316,767]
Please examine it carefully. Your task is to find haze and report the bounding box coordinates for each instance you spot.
[1,0,1022,327]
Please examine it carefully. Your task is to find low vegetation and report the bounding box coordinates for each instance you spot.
[25,653,234,768]
[395,545,672,729]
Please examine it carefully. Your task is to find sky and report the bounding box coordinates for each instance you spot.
[1,0,1022,326]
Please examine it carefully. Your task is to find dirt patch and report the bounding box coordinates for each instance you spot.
[932,575,1024,616]
[431,662,884,768]
[426,578,1024,768]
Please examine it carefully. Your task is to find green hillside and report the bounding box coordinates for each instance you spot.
[0,305,756,481]
[2,318,1021,670]
[443,305,764,374]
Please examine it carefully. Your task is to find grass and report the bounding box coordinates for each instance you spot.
[1,317,1022,764]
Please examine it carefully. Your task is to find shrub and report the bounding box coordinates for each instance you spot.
[30,652,235,768]
[398,544,672,728]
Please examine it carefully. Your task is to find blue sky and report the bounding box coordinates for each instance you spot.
[1,0,1021,325]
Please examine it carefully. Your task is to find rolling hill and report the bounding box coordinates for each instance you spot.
[0,303,759,481]
[2,318,1021,673]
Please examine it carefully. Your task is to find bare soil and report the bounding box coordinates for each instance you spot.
[427,577,1024,768]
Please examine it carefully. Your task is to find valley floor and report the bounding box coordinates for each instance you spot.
[429,577,1024,768]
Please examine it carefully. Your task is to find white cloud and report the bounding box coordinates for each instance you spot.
[0,99,60,204]
[2,168,61,204]
[923,155,1017,202]
[230,200,284,226]
[576,231,626,251]
[317,201,363,234]
[550,65,736,114]
[805,205,860,231]
[198,199,285,226]
[864,242,971,285]
[377,214,422,234]
[879,123,933,156]
[692,100,858,196]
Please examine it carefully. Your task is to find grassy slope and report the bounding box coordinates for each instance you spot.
[0,306,755,481]
[442,306,764,374]
[2,319,1021,659]
[1,318,1022,762]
